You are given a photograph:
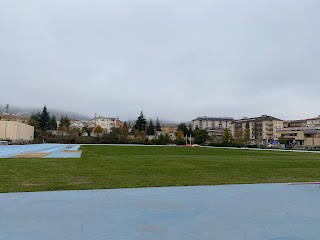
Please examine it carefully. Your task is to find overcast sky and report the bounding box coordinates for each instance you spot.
[1,0,319,122]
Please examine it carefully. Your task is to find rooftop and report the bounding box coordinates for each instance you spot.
[234,115,282,122]
[193,116,234,121]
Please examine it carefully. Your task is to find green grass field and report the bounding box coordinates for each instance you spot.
[1,145,320,193]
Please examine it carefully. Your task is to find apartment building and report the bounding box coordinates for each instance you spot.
[283,119,306,128]
[161,124,178,135]
[207,127,225,142]
[306,116,320,127]
[160,124,178,138]
[68,119,92,129]
[231,115,283,144]
[93,116,123,133]
[192,117,233,130]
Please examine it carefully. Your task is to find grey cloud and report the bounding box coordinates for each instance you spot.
[1,0,319,122]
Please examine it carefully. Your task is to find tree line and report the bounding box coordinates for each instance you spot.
[28,107,263,146]
[29,105,71,139]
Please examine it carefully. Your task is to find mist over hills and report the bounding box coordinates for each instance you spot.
[0,105,184,124]
[0,105,91,120]
[125,118,191,126]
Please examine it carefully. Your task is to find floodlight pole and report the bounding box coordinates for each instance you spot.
[190,134,192,145]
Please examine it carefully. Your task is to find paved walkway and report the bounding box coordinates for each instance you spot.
[0,183,319,240]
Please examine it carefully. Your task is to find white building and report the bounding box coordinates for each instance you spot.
[306,116,320,127]
[92,116,118,133]
[69,119,91,129]
[192,117,233,130]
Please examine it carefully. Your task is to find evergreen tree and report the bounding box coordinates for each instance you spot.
[29,112,41,130]
[147,119,155,135]
[64,115,70,127]
[59,115,65,129]
[39,105,50,131]
[178,123,188,135]
[187,123,193,136]
[156,117,161,131]
[134,111,147,132]
[29,106,57,132]
[194,129,209,144]
[59,115,70,129]
[49,115,57,130]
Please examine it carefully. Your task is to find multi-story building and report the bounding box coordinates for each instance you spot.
[283,119,306,128]
[161,124,178,138]
[92,116,123,133]
[231,115,283,144]
[68,119,92,129]
[192,117,233,130]
[276,116,320,148]
[161,124,178,135]
[207,127,225,142]
[276,126,320,148]
[306,116,320,127]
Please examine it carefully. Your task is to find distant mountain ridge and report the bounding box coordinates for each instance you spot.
[0,105,90,120]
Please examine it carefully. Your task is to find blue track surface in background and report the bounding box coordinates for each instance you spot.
[0,144,81,158]
[0,184,319,240]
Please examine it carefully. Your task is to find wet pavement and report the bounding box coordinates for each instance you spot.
[0,183,319,240]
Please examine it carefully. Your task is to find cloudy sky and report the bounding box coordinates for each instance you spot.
[1,0,319,122]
